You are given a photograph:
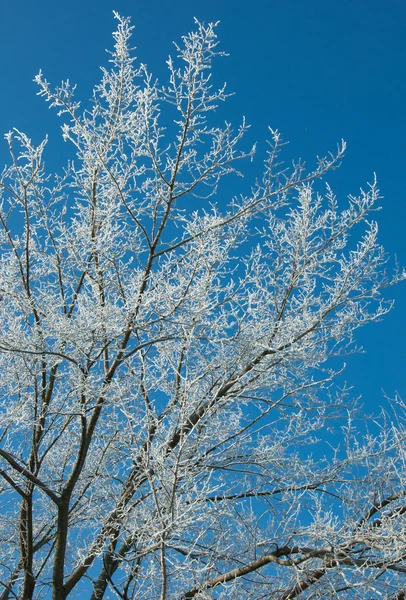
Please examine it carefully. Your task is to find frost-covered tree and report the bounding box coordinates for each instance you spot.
[0,14,405,600]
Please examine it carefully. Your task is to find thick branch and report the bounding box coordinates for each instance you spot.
[180,546,299,599]
[0,449,59,504]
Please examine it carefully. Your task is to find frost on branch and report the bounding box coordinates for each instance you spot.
[0,14,405,600]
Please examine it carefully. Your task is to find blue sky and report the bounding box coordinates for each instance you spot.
[1,0,405,406]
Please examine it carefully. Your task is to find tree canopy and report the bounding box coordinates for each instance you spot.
[0,14,405,600]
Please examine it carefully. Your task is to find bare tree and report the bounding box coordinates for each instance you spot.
[0,14,405,600]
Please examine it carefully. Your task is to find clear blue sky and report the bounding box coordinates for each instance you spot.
[1,0,405,406]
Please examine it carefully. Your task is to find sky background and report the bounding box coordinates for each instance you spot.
[0,0,405,409]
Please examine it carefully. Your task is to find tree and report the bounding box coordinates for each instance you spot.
[0,13,405,600]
